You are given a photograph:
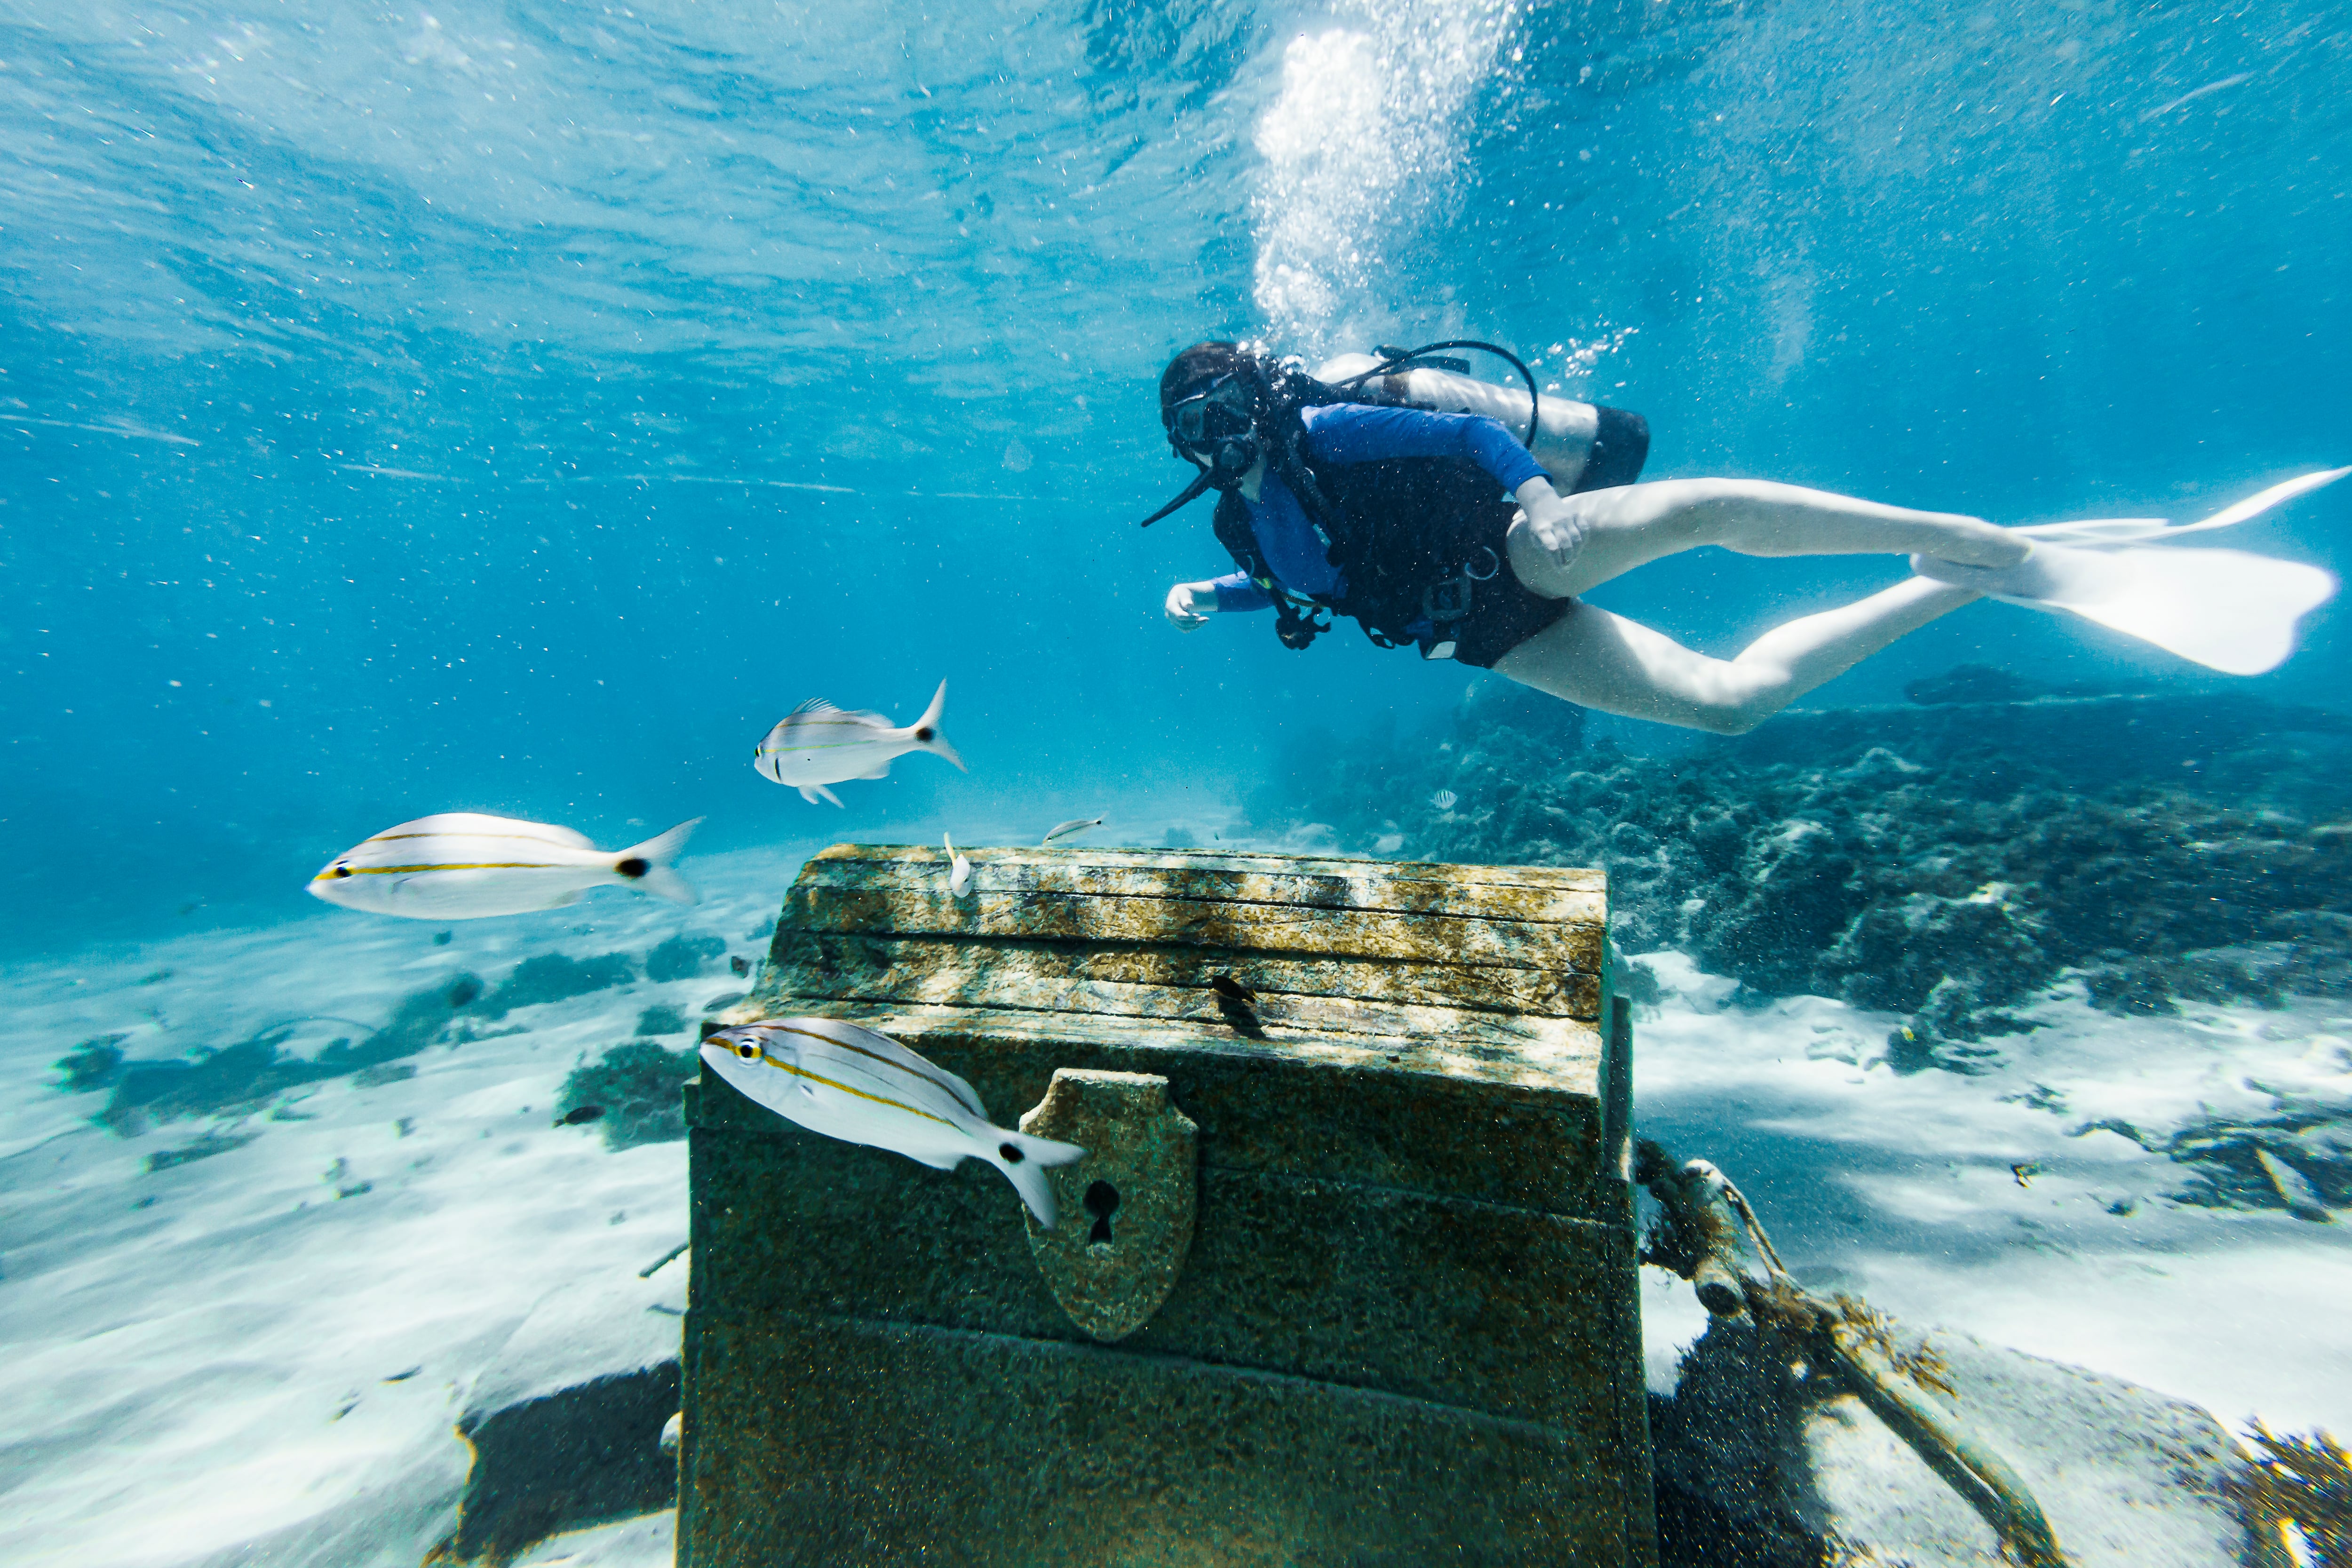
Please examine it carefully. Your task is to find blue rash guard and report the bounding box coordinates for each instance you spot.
[1204,403,1551,626]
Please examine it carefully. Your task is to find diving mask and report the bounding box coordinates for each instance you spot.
[1165,373,1254,451]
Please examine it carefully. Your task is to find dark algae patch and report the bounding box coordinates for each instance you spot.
[56,975,485,1137]
[644,931,725,982]
[557,1041,699,1150]
[473,952,636,1019]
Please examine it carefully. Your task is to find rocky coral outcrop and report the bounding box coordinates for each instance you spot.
[1260,680,2352,1056]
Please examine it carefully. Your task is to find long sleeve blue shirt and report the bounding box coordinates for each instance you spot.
[1204,403,1549,613]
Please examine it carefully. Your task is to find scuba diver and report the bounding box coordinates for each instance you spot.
[1147,340,2342,734]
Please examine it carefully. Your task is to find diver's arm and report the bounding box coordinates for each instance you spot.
[1166,573,1271,630]
[1300,404,1549,490]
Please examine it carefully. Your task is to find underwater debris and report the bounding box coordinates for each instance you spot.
[428,1362,681,1568]
[475,952,636,1018]
[2235,1422,2352,1567]
[644,931,726,983]
[143,1130,260,1173]
[2253,1148,2333,1222]
[556,1041,699,1150]
[638,1240,690,1279]
[729,954,751,977]
[1636,1139,2062,1568]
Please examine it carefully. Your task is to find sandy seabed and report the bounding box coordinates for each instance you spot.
[2,839,2348,1568]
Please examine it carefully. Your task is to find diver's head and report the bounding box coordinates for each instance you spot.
[1159,341,1261,484]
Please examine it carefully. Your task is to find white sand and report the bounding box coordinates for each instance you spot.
[1631,948,2352,1433]
[3,847,2346,1567]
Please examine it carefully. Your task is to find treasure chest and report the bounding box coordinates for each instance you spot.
[680,844,1654,1566]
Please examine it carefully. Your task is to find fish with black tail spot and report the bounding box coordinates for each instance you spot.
[309,814,700,918]
[701,1018,1085,1226]
[754,681,964,806]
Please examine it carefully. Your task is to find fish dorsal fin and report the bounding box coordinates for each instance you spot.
[790,697,842,716]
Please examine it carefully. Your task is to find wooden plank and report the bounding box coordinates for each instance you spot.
[764,931,1602,1019]
[761,968,1570,1049]
[713,995,1603,1095]
[810,840,1608,898]
[784,885,1602,973]
[799,843,1608,926]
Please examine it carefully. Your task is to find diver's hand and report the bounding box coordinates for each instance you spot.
[1515,477,1585,570]
[1165,581,1216,631]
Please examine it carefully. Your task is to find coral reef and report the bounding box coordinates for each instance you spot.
[1262,682,2352,1056]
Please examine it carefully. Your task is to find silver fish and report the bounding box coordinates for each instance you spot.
[944,833,972,896]
[700,1018,1084,1226]
[754,681,964,806]
[1431,790,1458,811]
[308,813,699,919]
[1041,815,1104,845]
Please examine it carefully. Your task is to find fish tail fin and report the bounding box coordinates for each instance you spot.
[990,1131,1087,1228]
[911,680,966,772]
[617,818,702,904]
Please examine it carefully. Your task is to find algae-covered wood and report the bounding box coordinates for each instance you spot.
[721,843,1611,1093]
[682,844,1655,1568]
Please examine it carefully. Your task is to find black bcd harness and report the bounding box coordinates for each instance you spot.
[1198,351,1531,655]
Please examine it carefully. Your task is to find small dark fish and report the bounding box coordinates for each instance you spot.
[730,955,751,977]
[2010,1162,2037,1188]
[382,1366,422,1383]
[558,1104,606,1127]
[1208,974,1257,1006]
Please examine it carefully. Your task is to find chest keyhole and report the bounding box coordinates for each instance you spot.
[1084,1179,1120,1245]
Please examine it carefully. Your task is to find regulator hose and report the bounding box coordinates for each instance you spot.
[1330,338,1542,451]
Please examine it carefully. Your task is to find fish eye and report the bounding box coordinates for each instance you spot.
[330,865,353,879]
[732,1040,761,1062]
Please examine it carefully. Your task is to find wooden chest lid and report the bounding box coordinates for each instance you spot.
[724,844,1610,1100]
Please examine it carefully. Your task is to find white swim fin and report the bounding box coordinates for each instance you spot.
[1916,543,2336,676]
[1915,469,2345,676]
[799,783,845,808]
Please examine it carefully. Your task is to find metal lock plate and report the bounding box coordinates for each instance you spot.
[1017,1068,1198,1343]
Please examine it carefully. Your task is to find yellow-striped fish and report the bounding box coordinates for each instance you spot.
[700,1017,1084,1226]
[754,681,964,806]
[308,812,700,919]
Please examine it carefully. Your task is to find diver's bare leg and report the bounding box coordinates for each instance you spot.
[1491,578,1979,735]
[1509,478,2027,599]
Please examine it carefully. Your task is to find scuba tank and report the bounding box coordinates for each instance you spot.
[1314,349,1649,493]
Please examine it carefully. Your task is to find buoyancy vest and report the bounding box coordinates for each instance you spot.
[1209,369,1522,653]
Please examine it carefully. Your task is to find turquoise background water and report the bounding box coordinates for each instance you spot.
[4,0,2346,948]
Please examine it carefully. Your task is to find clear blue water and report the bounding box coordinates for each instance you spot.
[6,0,2345,947]
[7,5,2352,1558]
